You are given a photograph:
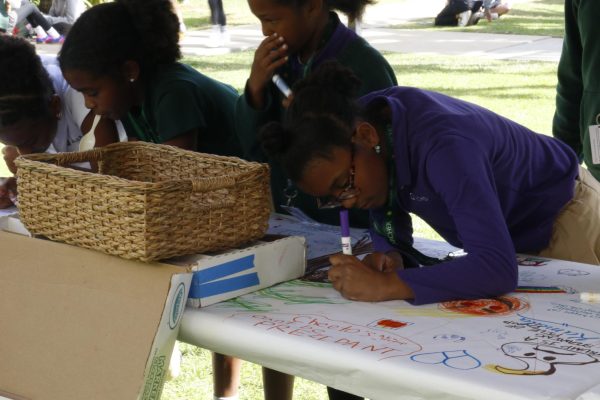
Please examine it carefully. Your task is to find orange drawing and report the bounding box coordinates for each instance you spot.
[439,296,529,317]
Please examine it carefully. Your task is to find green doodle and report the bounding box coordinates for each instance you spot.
[219,280,348,311]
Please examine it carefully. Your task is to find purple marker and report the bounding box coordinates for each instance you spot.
[340,208,352,255]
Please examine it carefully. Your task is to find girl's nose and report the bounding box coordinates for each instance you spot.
[261,23,272,37]
[84,97,96,110]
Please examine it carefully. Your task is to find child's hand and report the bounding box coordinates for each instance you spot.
[362,252,404,272]
[281,93,294,109]
[2,145,19,175]
[0,177,17,209]
[328,254,413,302]
[247,34,288,109]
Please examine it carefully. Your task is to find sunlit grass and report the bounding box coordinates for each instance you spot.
[184,51,558,135]
[399,0,564,36]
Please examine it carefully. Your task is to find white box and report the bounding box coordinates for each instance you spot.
[172,235,306,308]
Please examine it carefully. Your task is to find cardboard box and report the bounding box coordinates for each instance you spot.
[173,235,307,308]
[0,230,191,400]
[0,220,306,399]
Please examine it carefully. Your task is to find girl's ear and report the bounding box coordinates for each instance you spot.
[352,121,380,148]
[121,60,141,83]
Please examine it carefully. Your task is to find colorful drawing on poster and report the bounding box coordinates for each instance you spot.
[439,296,529,317]
[487,314,600,375]
[433,334,466,343]
[558,269,590,277]
[218,280,347,311]
[389,306,482,318]
[368,318,413,329]
[479,328,509,340]
[515,286,566,294]
[228,313,423,361]
[221,296,274,312]
[549,302,600,318]
[258,280,348,305]
[411,350,481,370]
[490,342,599,375]
[516,256,548,266]
[518,269,549,285]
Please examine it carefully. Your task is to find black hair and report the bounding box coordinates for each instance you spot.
[0,36,54,129]
[58,0,181,79]
[260,61,363,181]
[275,0,375,22]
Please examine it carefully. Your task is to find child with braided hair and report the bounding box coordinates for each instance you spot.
[0,35,120,208]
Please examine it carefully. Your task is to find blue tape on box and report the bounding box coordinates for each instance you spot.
[189,255,260,299]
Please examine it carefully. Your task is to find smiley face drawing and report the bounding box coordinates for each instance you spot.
[493,342,598,375]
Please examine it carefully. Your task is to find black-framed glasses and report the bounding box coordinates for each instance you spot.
[316,145,360,209]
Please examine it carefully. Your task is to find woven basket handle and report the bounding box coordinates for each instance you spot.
[188,168,262,192]
[18,148,103,166]
[189,176,236,192]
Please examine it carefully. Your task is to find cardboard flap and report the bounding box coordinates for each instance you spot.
[0,232,183,400]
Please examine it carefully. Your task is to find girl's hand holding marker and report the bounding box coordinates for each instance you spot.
[247,33,289,109]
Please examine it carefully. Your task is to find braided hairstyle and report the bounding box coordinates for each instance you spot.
[58,0,181,79]
[0,36,54,130]
[260,61,363,182]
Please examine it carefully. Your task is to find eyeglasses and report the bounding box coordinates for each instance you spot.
[316,145,360,209]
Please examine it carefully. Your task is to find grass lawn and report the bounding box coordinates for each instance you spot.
[397,0,565,37]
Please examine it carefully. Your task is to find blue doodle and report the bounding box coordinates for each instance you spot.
[411,350,481,370]
[558,269,590,277]
[433,334,466,343]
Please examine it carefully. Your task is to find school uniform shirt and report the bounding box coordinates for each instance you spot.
[235,11,397,227]
[553,0,600,181]
[362,87,579,305]
[42,55,87,153]
[122,62,242,157]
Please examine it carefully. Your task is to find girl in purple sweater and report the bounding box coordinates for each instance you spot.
[260,61,600,305]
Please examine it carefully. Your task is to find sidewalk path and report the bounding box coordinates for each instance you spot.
[177,27,562,62]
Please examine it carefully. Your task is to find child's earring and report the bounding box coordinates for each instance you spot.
[374,144,381,154]
[129,78,135,83]
[56,111,62,119]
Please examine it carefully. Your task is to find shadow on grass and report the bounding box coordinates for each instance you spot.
[389,0,564,37]
[184,58,251,72]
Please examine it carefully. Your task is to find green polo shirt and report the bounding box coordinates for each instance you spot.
[123,62,242,157]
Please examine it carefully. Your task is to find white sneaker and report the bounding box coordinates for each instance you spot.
[457,10,472,27]
[468,11,483,25]
[220,27,230,44]
[208,25,222,47]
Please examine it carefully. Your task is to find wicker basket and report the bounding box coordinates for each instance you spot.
[15,142,272,261]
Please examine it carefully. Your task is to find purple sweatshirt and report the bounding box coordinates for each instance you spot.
[361,87,579,305]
